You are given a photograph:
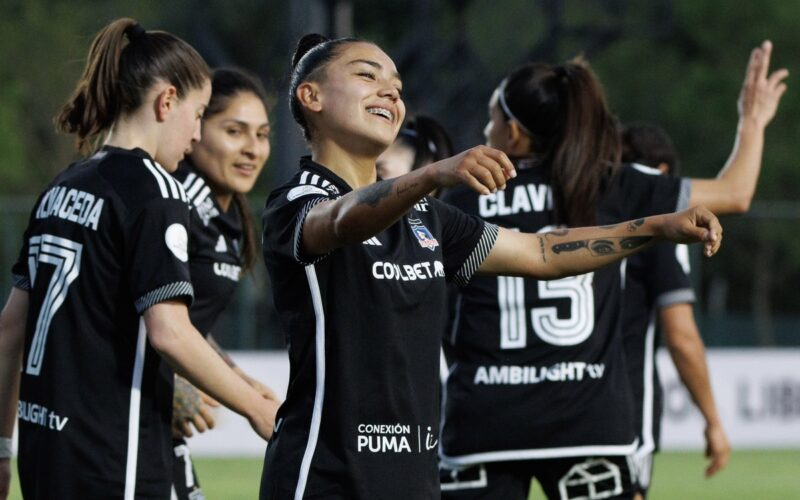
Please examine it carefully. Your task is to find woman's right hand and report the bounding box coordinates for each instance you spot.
[427,146,516,195]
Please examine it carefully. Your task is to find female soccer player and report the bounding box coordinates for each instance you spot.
[376,115,454,181]
[259,33,722,500]
[168,67,278,499]
[438,42,786,499]
[0,19,275,499]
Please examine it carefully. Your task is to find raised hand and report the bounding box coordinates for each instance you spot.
[428,145,516,195]
[739,40,789,129]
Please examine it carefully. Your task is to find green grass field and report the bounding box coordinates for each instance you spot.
[6,450,800,498]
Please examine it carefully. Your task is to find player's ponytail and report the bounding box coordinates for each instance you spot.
[56,17,210,154]
[500,58,620,226]
[289,33,362,141]
[550,58,620,226]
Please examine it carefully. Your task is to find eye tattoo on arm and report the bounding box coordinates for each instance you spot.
[619,236,653,250]
[356,178,397,207]
[551,236,654,256]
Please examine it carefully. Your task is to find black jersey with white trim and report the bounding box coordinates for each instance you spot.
[439,161,689,466]
[11,146,193,499]
[624,241,695,460]
[173,162,243,334]
[260,158,497,500]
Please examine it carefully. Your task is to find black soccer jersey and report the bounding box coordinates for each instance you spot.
[173,161,243,334]
[260,158,498,500]
[439,160,689,467]
[11,146,193,499]
[623,239,695,465]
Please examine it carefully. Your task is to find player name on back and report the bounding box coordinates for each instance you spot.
[35,186,105,231]
[478,183,553,218]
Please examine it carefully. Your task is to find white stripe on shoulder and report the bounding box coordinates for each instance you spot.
[193,186,212,207]
[181,171,197,190]
[310,174,320,186]
[143,159,187,201]
[299,171,310,185]
[185,176,206,200]
[143,159,170,198]
[631,163,662,176]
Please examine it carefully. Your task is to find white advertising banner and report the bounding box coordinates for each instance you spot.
[187,349,800,456]
[658,348,800,450]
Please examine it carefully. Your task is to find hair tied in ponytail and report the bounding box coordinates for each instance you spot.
[125,23,147,41]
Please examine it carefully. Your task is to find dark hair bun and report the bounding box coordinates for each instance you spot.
[292,33,329,68]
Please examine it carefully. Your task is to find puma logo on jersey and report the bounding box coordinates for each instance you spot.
[35,186,105,231]
[215,235,227,252]
[478,183,553,218]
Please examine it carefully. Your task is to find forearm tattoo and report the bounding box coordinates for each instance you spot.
[356,178,397,207]
[551,235,653,256]
[626,218,645,232]
[173,375,203,421]
[538,236,547,263]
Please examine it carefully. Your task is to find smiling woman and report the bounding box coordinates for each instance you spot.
[258,33,723,500]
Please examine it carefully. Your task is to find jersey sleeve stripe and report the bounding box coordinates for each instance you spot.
[134,281,194,314]
[12,273,30,291]
[292,198,331,266]
[299,171,309,185]
[310,174,320,186]
[655,288,696,308]
[143,160,170,198]
[181,171,197,190]
[453,223,500,287]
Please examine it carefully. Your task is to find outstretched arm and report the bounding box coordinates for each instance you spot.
[302,146,516,255]
[478,206,722,280]
[660,303,730,477]
[689,40,788,214]
[144,301,278,441]
[0,289,28,500]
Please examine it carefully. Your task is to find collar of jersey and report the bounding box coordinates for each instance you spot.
[299,156,354,194]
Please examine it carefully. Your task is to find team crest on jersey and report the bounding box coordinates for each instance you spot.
[325,184,340,195]
[407,218,438,251]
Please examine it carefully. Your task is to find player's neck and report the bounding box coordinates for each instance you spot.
[311,139,378,190]
[104,115,159,162]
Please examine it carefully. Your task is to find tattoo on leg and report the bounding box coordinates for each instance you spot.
[627,218,645,232]
[357,178,397,207]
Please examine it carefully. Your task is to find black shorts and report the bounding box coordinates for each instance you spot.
[441,456,636,500]
[172,438,205,500]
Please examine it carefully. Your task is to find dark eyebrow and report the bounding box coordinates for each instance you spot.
[347,59,402,83]
[221,119,270,129]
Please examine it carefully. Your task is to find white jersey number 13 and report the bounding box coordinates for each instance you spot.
[497,272,594,348]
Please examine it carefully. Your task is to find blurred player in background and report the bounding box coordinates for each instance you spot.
[377,114,454,182]
[621,122,730,498]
